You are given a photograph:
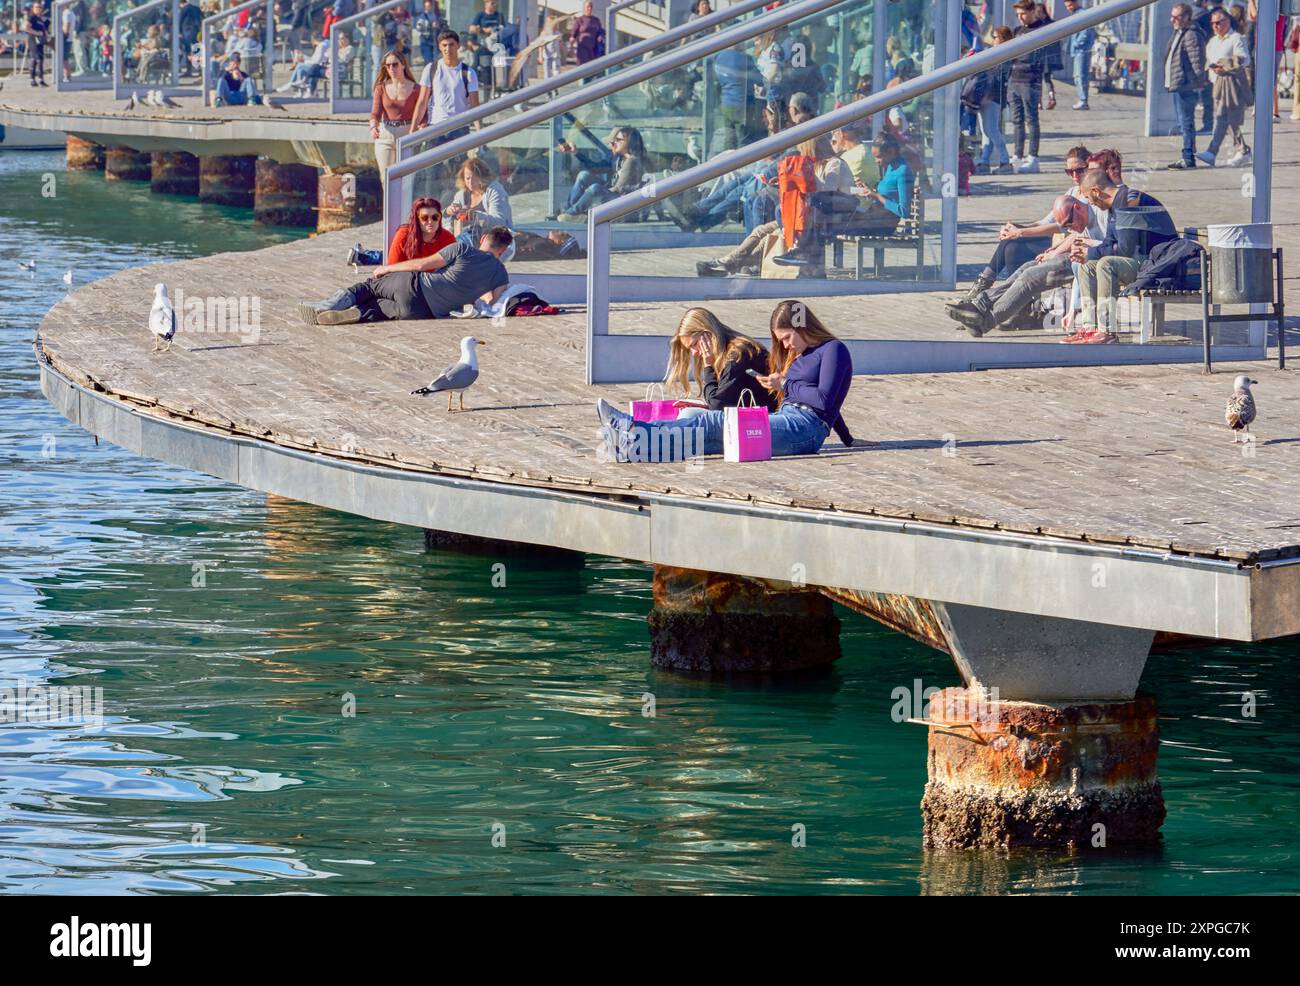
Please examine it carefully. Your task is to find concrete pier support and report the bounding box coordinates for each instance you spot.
[150,151,200,196]
[253,158,318,226]
[199,155,257,207]
[66,136,105,171]
[648,566,841,673]
[317,169,382,233]
[104,146,152,182]
[921,602,1163,849]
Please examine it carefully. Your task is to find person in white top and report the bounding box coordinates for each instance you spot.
[1196,7,1253,167]
[411,30,480,142]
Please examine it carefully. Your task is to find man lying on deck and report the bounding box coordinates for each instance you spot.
[298,227,514,325]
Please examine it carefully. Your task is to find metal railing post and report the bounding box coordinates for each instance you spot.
[171,0,180,88]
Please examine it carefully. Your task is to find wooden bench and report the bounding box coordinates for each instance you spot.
[829,178,926,280]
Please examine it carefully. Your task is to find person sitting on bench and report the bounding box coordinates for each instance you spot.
[774,132,914,268]
[299,226,514,324]
[946,193,1092,337]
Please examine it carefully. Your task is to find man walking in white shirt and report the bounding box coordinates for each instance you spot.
[411,30,480,145]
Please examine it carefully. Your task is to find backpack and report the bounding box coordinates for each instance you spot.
[960,71,988,110]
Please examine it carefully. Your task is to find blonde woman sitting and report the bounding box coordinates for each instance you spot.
[663,308,778,418]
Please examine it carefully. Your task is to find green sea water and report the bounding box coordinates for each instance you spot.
[1,149,1298,895]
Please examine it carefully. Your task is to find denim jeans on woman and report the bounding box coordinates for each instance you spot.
[609,403,830,462]
[1072,51,1091,107]
[978,100,1008,166]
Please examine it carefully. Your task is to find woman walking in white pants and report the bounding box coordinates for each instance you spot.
[369,50,420,187]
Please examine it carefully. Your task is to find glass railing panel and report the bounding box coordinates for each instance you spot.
[55,0,135,90]
[114,0,181,94]
[398,0,772,159]
[201,0,273,104]
[392,0,873,250]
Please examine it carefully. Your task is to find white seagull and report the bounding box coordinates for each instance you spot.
[18,260,36,276]
[411,336,484,412]
[149,283,177,352]
[1225,375,1258,443]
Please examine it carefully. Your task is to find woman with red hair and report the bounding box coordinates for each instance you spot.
[347,197,455,267]
[387,197,456,264]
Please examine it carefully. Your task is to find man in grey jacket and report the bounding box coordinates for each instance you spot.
[1164,3,1209,169]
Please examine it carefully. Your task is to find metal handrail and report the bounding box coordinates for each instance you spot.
[396,0,774,158]
[328,0,409,113]
[583,0,1164,379]
[385,0,848,242]
[199,0,272,106]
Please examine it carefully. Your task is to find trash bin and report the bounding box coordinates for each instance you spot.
[1208,223,1273,305]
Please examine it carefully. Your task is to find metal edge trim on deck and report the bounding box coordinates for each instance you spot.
[40,360,1300,642]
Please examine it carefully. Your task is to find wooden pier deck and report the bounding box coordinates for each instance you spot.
[35,221,1300,565]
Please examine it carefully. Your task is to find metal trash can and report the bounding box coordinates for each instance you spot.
[1208,223,1273,305]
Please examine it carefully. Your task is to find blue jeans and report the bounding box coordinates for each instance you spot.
[1173,88,1199,164]
[216,75,259,105]
[691,172,747,229]
[1072,51,1090,105]
[609,402,830,461]
[420,42,435,66]
[978,100,1008,166]
[565,170,609,213]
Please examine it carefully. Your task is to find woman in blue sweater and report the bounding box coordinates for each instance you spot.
[597,301,856,461]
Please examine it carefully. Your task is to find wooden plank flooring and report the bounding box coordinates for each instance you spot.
[35,219,1300,564]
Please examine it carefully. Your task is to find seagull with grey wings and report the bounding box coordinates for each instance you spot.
[1225,375,1258,442]
[149,283,176,352]
[411,336,484,411]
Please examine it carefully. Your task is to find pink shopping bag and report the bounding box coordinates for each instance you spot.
[630,382,680,421]
[723,390,772,462]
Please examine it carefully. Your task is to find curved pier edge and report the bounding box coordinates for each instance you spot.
[38,358,1291,643]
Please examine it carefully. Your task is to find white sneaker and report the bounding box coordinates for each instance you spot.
[1008,154,1022,170]
[1195,150,1216,167]
[1017,155,1040,174]
[1227,150,1253,167]
[1072,101,1088,110]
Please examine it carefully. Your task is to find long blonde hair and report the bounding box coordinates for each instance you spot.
[768,300,838,406]
[665,308,766,398]
[456,155,494,193]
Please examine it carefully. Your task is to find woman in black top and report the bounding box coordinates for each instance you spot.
[664,308,778,413]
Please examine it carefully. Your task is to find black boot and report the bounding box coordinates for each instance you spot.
[963,271,994,302]
[772,227,824,267]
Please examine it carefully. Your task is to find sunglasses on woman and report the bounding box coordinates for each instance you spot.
[417,212,441,222]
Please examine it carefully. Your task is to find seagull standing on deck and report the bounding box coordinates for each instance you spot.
[149,283,177,352]
[123,92,137,111]
[1225,375,1258,442]
[411,336,484,411]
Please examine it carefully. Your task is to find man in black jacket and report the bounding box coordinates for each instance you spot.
[1164,3,1209,169]
[1007,0,1048,174]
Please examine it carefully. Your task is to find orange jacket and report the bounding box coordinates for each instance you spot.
[778,155,816,249]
